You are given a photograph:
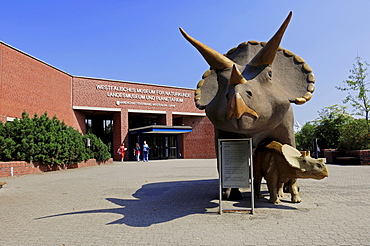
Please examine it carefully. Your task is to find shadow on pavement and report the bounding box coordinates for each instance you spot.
[36,179,219,227]
[232,191,299,210]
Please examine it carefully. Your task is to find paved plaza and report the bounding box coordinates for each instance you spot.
[0,159,369,245]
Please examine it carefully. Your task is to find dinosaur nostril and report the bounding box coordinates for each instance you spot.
[246,91,252,97]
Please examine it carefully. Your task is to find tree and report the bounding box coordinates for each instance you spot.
[295,103,370,151]
[338,119,370,150]
[314,105,353,149]
[295,122,316,151]
[336,56,370,132]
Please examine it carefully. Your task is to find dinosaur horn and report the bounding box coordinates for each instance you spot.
[248,11,292,66]
[229,65,247,85]
[179,27,235,70]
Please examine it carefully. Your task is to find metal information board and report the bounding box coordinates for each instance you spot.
[218,138,254,214]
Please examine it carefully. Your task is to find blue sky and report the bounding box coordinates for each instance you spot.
[1,0,370,125]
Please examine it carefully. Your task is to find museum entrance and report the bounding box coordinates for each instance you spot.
[128,112,192,160]
[147,134,179,159]
[129,134,179,160]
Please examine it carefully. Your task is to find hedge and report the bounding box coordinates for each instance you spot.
[0,112,111,165]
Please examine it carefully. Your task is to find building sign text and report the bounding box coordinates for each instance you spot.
[96,84,191,104]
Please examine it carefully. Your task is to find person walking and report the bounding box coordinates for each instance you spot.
[142,141,150,162]
[118,142,127,162]
[133,143,141,161]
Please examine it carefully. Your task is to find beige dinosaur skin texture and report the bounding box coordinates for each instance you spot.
[180,12,319,201]
[254,141,328,204]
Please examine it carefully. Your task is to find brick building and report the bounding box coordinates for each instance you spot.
[0,41,216,161]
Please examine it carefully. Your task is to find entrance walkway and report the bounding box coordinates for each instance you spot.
[1,159,369,245]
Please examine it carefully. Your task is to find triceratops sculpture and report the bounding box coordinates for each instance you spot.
[180,12,319,201]
[254,141,328,204]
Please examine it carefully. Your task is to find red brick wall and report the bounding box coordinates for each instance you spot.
[72,77,196,113]
[0,42,79,130]
[181,116,216,159]
[0,41,216,160]
[323,149,370,165]
[115,110,129,161]
[346,150,370,165]
[73,110,86,133]
[72,77,216,160]
[0,158,113,178]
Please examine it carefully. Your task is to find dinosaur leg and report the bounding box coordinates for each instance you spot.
[265,174,280,204]
[289,179,302,203]
[277,182,285,198]
[254,170,263,198]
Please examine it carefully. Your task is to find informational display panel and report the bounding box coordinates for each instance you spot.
[221,141,250,188]
[218,138,254,214]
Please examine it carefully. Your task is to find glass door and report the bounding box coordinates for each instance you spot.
[168,135,178,158]
[143,135,179,160]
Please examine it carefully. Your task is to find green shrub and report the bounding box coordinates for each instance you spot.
[84,133,111,161]
[0,111,111,164]
[338,119,370,150]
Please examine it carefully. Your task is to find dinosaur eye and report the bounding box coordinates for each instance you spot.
[268,70,273,78]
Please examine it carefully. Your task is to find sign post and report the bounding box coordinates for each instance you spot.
[218,138,254,214]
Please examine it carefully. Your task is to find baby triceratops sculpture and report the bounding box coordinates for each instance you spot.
[180,12,323,201]
[254,141,328,204]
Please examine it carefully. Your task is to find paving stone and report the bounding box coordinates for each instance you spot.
[0,160,369,245]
